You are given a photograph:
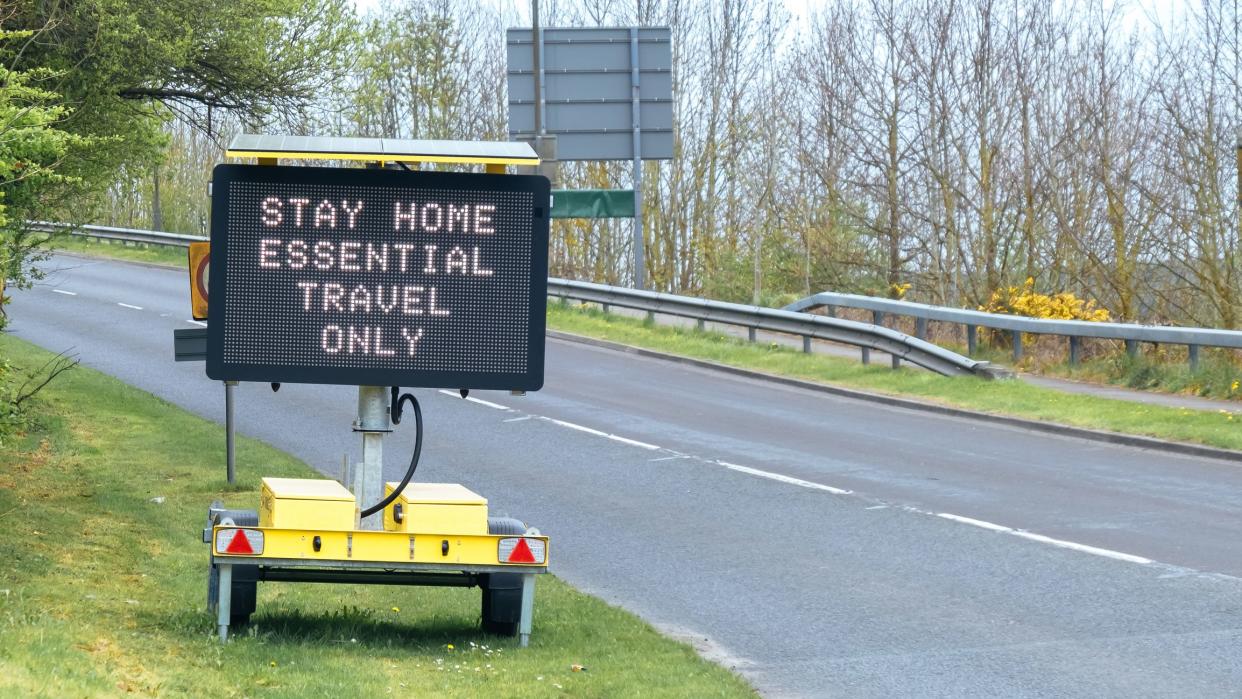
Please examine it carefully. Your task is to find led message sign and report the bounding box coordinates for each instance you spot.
[206,164,550,390]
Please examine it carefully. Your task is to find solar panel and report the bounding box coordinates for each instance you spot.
[225,134,540,166]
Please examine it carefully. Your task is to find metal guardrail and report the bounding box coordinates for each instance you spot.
[56,222,993,377]
[33,221,207,248]
[546,279,997,377]
[785,291,1242,369]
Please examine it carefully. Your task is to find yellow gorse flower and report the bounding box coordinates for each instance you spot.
[980,278,1110,322]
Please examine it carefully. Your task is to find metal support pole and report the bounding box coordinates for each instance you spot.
[1068,335,1080,367]
[519,573,536,647]
[803,336,811,354]
[217,563,232,643]
[966,325,977,356]
[861,347,870,365]
[629,27,645,290]
[1188,344,1200,372]
[915,317,928,340]
[1125,339,1138,358]
[1012,330,1023,362]
[891,353,901,370]
[531,0,543,140]
[748,327,756,343]
[872,310,884,327]
[354,386,389,530]
[825,306,835,318]
[696,318,705,332]
[224,381,237,484]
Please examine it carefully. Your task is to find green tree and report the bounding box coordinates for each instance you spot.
[0,22,87,329]
[0,0,356,324]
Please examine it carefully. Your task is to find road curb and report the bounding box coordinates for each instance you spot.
[546,329,1242,465]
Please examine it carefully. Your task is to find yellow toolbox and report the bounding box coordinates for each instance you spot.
[259,477,356,530]
[383,482,489,535]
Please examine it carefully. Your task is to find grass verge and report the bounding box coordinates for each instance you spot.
[546,303,1242,451]
[51,234,188,268]
[0,334,754,698]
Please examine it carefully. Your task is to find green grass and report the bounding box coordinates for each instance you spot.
[547,302,1242,451]
[1042,352,1242,402]
[0,334,754,698]
[51,234,188,267]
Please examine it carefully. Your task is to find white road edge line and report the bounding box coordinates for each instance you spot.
[435,389,510,411]
[52,289,77,296]
[936,512,1153,565]
[117,302,143,310]
[186,319,207,327]
[715,460,852,495]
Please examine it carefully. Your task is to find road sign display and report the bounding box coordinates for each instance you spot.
[188,241,210,320]
[206,164,551,390]
[506,27,673,161]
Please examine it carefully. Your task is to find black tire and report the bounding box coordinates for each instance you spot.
[206,563,258,626]
[480,573,521,636]
[206,508,260,626]
[229,565,258,626]
[481,517,528,636]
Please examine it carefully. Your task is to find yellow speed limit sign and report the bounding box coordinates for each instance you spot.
[189,242,210,320]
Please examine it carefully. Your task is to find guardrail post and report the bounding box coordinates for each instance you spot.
[871,312,884,368]
[802,336,811,354]
[825,305,836,318]
[1125,339,1138,358]
[861,347,870,365]
[966,325,977,356]
[696,318,705,332]
[891,353,901,370]
[601,303,609,314]
[1188,344,1200,371]
[1012,330,1023,362]
[915,317,927,340]
[748,327,756,343]
[1068,336,1080,367]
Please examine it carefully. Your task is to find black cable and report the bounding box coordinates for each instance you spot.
[359,390,422,519]
[389,385,417,424]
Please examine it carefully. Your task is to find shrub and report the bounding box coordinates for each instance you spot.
[981,278,1110,322]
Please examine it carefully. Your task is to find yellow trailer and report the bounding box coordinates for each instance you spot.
[196,134,553,647]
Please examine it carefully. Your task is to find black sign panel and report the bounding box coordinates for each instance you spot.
[206,164,550,390]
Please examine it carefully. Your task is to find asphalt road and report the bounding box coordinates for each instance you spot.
[10,254,1242,697]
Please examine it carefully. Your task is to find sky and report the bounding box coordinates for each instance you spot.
[352,0,1190,30]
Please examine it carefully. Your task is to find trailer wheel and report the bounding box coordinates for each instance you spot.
[481,518,527,636]
[228,565,258,626]
[206,507,260,626]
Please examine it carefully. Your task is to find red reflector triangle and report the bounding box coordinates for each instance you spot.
[225,530,254,555]
[507,538,536,563]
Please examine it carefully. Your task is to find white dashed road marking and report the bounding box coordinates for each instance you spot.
[435,377,1178,573]
[937,512,1153,565]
